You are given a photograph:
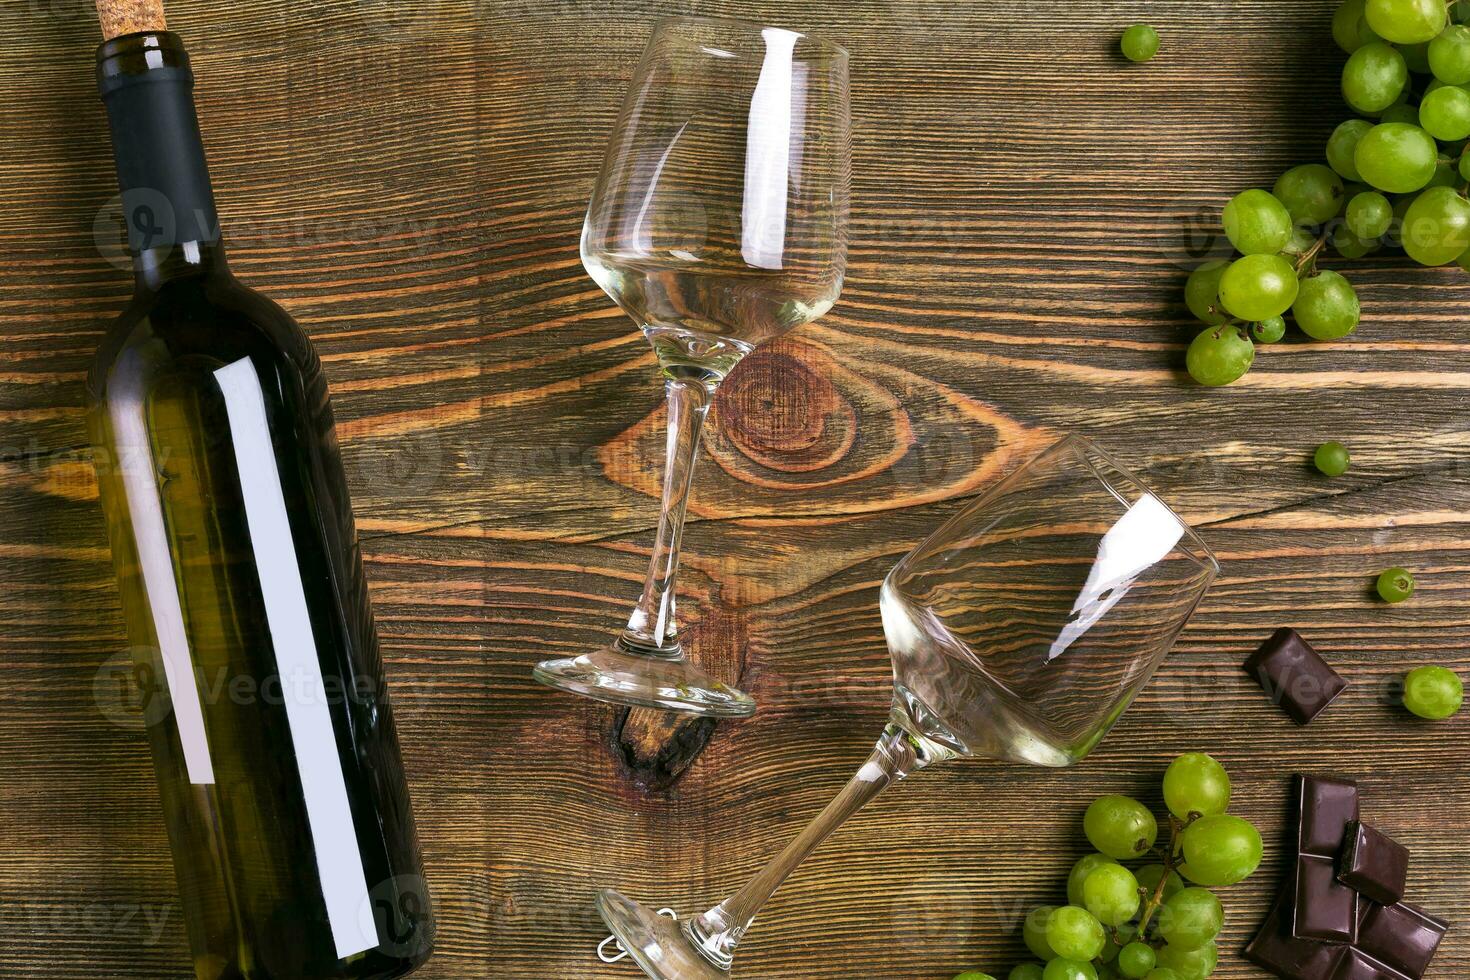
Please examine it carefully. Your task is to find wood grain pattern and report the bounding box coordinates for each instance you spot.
[0,1,1467,978]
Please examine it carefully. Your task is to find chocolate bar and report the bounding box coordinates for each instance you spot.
[1246,877,1349,978]
[1294,775,1361,944]
[1244,628,1349,724]
[1357,901,1449,979]
[1340,822,1410,907]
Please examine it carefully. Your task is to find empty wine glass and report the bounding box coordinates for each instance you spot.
[595,435,1220,977]
[534,17,850,719]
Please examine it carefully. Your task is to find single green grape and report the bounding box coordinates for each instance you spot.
[1401,185,1470,265]
[1117,943,1157,979]
[1273,164,1347,225]
[1293,270,1360,341]
[1335,0,1386,51]
[1384,191,1418,248]
[1355,123,1439,192]
[1155,888,1224,951]
[1381,101,1423,125]
[1346,190,1394,237]
[1403,666,1465,719]
[1083,864,1142,927]
[1376,566,1416,602]
[1024,907,1059,961]
[1184,260,1229,325]
[1163,753,1232,819]
[1251,315,1287,344]
[1187,324,1256,387]
[1342,42,1410,113]
[1366,0,1449,43]
[1155,941,1219,980]
[1314,441,1352,476]
[1222,189,1294,254]
[1122,24,1161,62]
[1043,960,1099,980]
[1333,224,1380,258]
[1432,23,1470,81]
[1179,814,1264,887]
[1459,154,1470,181]
[1084,795,1159,859]
[1067,853,1122,907]
[1219,254,1299,321]
[1046,906,1107,962]
[1419,84,1470,140]
[1009,966,1047,980]
[1327,118,1375,180]
[1136,863,1186,902]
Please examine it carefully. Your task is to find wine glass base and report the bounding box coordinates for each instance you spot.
[533,643,756,718]
[596,889,730,980]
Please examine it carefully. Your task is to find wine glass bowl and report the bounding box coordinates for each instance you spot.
[596,436,1219,976]
[536,16,850,718]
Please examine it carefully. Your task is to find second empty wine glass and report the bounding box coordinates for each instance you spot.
[595,435,1220,977]
[535,17,851,718]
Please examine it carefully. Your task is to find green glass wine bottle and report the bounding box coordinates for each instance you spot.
[86,25,434,980]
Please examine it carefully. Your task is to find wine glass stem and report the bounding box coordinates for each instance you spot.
[621,377,712,655]
[683,722,923,970]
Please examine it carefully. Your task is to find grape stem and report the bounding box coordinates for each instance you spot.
[1131,812,1200,945]
[1291,231,1329,276]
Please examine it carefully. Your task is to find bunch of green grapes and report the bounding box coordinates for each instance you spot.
[951,755,1262,980]
[1184,0,1470,386]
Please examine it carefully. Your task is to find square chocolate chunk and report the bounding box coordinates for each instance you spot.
[1298,774,1360,856]
[1247,878,1350,979]
[1340,821,1410,907]
[1357,901,1449,979]
[1295,853,1360,944]
[1245,628,1349,725]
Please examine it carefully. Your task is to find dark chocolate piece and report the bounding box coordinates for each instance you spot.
[1296,854,1360,944]
[1293,775,1361,944]
[1330,949,1403,980]
[1247,878,1349,979]
[1357,901,1449,979]
[1245,627,1349,724]
[1339,821,1410,907]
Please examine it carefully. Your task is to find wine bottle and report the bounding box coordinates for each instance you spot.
[86,15,434,980]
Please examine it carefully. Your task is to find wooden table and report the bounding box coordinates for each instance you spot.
[1,1,1466,977]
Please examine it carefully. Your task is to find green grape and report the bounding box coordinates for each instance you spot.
[1459,242,1470,269]
[1068,853,1122,907]
[1047,906,1107,962]
[1379,101,1422,125]
[1163,753,1232,819]
[1418,84,1470,139]
[1347,190,1394,237]
[1156,941,1219,980]
[1186,324,1255,387]
[1118,943,1157,979]
[1403,666,1465,719]
[954,974,998,980]
[1155,888,1224,951]
[1043,960,1099,980]
[1142,971,1184,980]
[1122,24,1161,62]
[1355,122,1440,192]
[1336,0,1385,50]
[1179,814,1263,887]
[1314,441,1352,476]
[1136,864,1186,902]
[1401,185,1470,264]
[1293,270,1361,340]
[1251,315,1287,344]
[1400,39,1434,72]
[1428,158,1460,189]
[1222,189,1294,254]
[1025,907,1059,961]
[1184,260,1229,324]
[1342,42,1409,113]
[1385,191,1418,246]
[1102,925,1136,964]
[1010,966,1047,980]
[1431,23,1470,81]
[1084,795,1159,859]
[1218,254,1300,321]
[1459,154,1470,180]
[1273,164,1346,225]
[1376,566,1416,601]
[1333,224,1379,258]
[1083,864,1142,926]
[1328,119,1375,180]
[1366,0,1449,42]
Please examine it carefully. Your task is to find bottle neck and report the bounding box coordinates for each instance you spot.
[98,32,224,281]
